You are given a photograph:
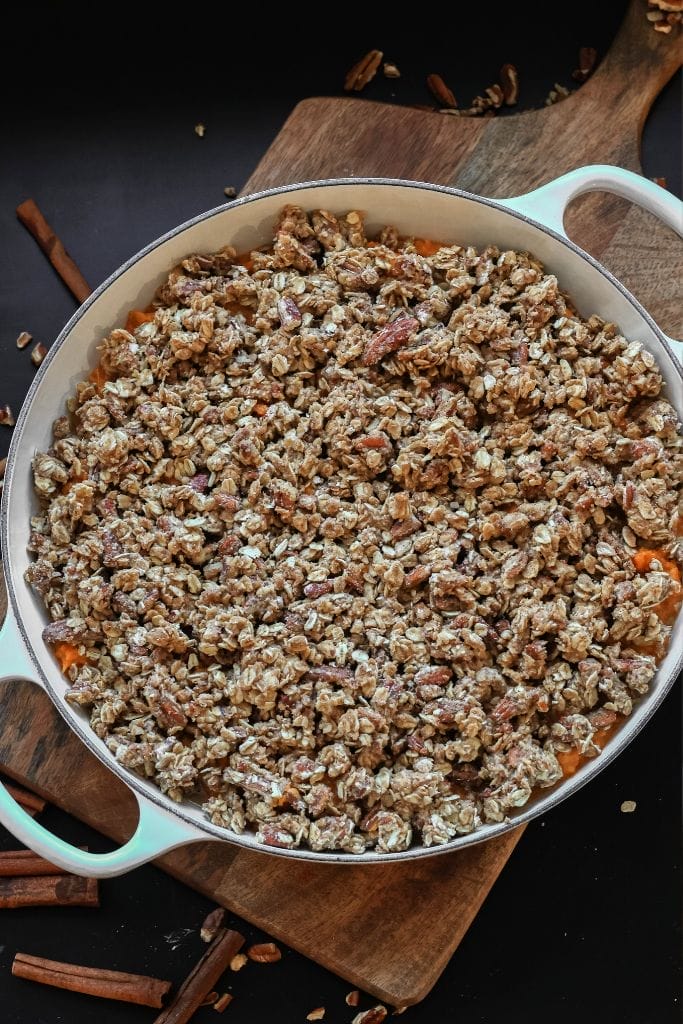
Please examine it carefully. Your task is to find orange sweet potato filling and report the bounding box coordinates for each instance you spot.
[412,238,445,257]
[633,548,682,626]
[557,550,682,779]
[61,472,86,495]
[88,365,109,391]
[53,642,87,672]
[235,253,254,272]
[556,721,620,779]
[125,308,155,333]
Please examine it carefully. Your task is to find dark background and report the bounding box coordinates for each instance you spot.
[0,3,681,1022]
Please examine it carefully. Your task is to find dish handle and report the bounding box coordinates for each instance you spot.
[0,607,206,877]
[500,164,683,366]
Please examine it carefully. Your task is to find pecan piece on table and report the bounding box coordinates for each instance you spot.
[344,50,383,92]
[499,63,519,105]
[246,942,281,963]
[426,73,457,108]
[572,46,598,83]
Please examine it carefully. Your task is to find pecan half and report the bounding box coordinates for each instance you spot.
[345,50,383,92]
[426,73,457,109]
[499,63,519,105]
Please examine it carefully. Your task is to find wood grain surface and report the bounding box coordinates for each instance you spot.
[245,0,682,337]
[0,0,680,1007]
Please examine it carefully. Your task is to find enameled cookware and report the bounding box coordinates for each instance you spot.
[1,166,681,875]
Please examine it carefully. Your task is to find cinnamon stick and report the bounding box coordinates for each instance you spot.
[4,780,47,815]
[0,874,99,909]
[153,928,245,1024]
[0,848,88,877]
[12,953,171,1008]
[16,199,92,303]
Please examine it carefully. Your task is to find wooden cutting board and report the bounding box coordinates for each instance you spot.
[0,0,680,1008]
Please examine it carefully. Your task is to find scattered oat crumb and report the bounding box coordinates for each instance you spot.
[213,992,233,1013]
[652,176,668,189]
[620,799,637,813]
[346,990,361,1007]
[306,1009,325,1021]
[230,953,248,971]
[223,186,237,199]
[194,123,206,138]
[383,62,400,79]
[392,1009,408,1016]
[201,990,219,1006]
[16,331,32,350]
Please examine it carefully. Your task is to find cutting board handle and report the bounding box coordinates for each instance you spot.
[578,0,682,127]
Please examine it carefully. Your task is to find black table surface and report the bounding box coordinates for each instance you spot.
[0,6,680,1023]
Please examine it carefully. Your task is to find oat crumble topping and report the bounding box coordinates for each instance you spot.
[26,205,683,854]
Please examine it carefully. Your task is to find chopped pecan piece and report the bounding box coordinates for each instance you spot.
[403,565,431,588]
[362,316,419,366]
[246,942,281,963]
[304,580,334,598]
